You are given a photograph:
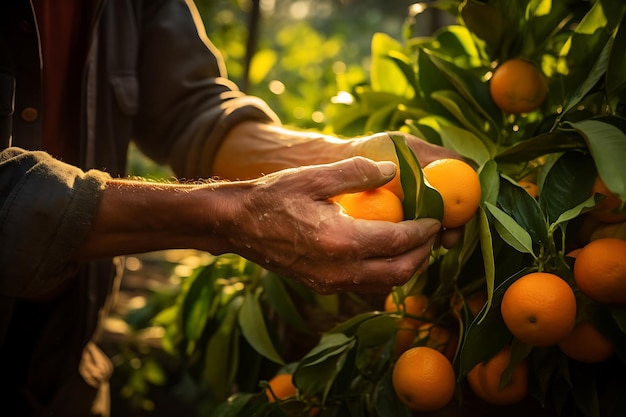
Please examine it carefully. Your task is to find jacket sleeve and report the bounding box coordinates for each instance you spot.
[134,0,280,179]
[0,147,110,298]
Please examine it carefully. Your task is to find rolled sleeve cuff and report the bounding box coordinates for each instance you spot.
[0,148,110,298]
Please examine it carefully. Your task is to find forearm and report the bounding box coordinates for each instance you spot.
[75,178,244,260]
[211,122,451,181]
[212,122,392,180]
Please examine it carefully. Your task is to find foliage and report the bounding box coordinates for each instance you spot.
[123,1,626,416]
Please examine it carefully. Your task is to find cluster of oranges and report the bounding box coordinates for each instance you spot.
[265,159,625,414]
[385,230,626,413]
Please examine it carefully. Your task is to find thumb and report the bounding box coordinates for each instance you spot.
[314,157,397,199]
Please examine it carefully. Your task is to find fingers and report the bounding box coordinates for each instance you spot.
[291,218,442,294]
[306,157,398,199]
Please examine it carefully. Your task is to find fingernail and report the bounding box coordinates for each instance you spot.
[377,161,396,177]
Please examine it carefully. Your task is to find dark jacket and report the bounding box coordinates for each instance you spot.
[0,0,278,414]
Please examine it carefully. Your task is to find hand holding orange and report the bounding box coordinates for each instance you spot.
[336,186,404,222]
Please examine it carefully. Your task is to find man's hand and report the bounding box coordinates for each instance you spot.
[78,157,441,294]
[213,123,464,250]
[211,157,442,294]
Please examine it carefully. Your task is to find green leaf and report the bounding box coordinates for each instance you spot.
[497,175,549,247]
[459,0,508,59]
[557,1,611,113]
[539,151,596,225]
[181,266,216,343]
[328,311,383,337]
[478,207,496,320]
[294,333,356,400]
[494,130,587,164]
[365,102,401,133]
[606,17,626,112]
[561,36,612,118]
[551,194,599,227]
[423,47,501,123]
[354,314,396,349]
[564,119,626,200]
[439,124,493,167]
[371,33,411,97]
[479,159,500,205]
[203,296,243,400]
[239,289,285,365]
[430,89,494,143]
[262,273,311,333]
[390,133,444,221]
[484,201,536,256]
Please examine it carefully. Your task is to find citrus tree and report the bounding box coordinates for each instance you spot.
[124,0,626,416]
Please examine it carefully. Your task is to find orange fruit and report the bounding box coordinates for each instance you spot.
[266,373,297,402]
[452,291,489,318]
[422,158,482,229]
[416,322,458,361]
[465,291,488,317]
[566,248,582,258]
[518,181,538,198]
[385,294,433,356]
[266,373,320,416]
[384,293,431,326]
[489,58,548,114]
[392,346,456,412]
[573,238,626,304]
[466,345,528,405]
[337,187,403,222]
[589,176,626,224]
[558,321,614,363]
[393,318,419,357]
[382,165,403,201]
[500,272,577,346]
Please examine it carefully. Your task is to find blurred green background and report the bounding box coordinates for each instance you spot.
[126,0,449,178]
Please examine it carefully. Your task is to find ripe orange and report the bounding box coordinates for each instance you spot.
[566,248,582,258]
[466,345,528,405]
[385,294,432,356]
[500,272,577,346]
[337,187,403,222]
[573,238,626,304]
[589,176,626,223]
[422,158,482,229]
[266,373,320,416]
[558,321,614,363]
[416,322,458,361]
[518,181,538,198]
[392,346,456,412]
[382,165,403,201]
[489,58,548,114]
[452,291,488,318]
[266,373,297,402]
[465,291,488,317]
[384,293,431,326]
[393,318,418,357]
